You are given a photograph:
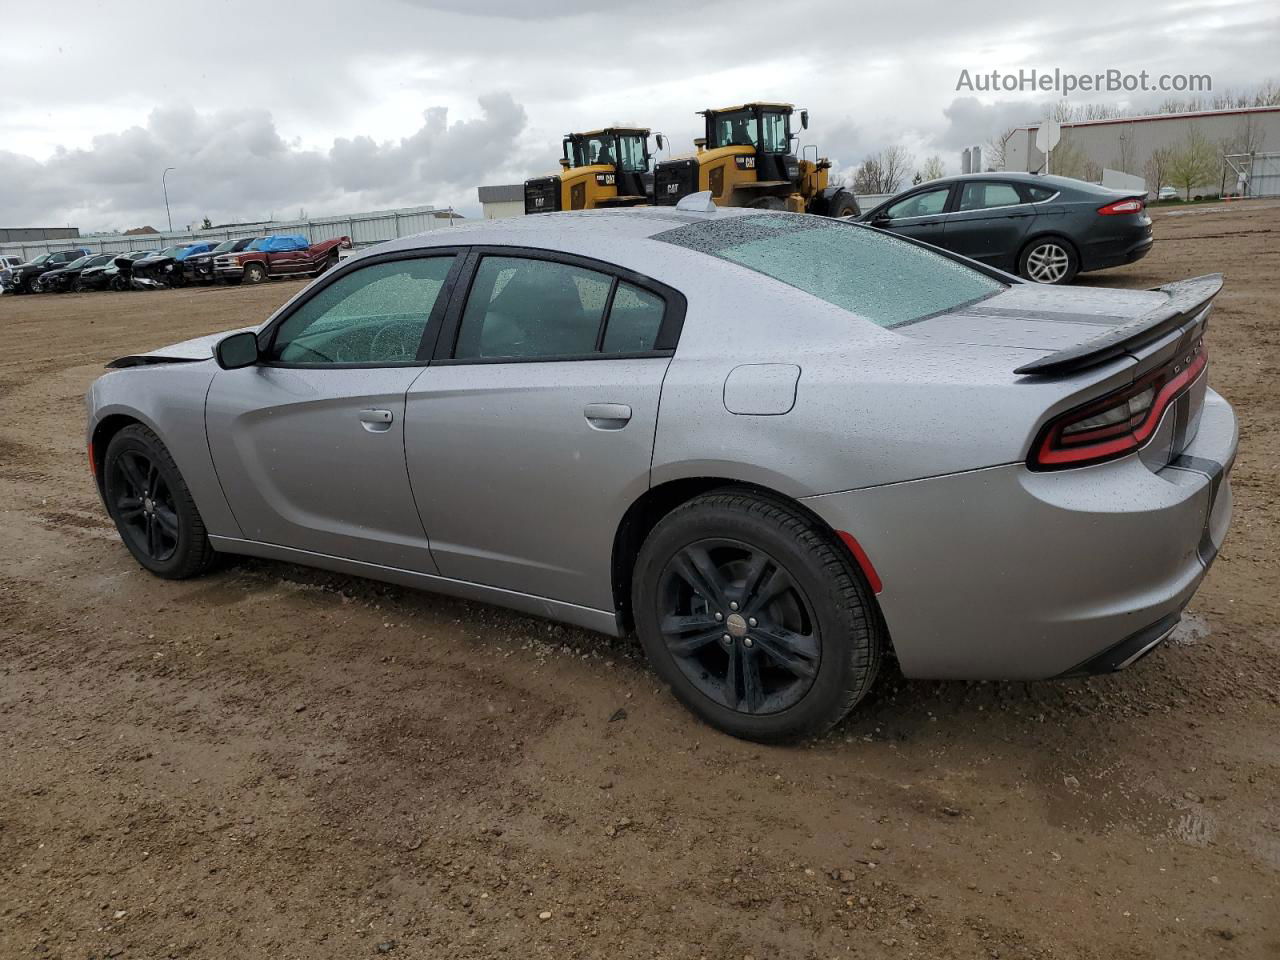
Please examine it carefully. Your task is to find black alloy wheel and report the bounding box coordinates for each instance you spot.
[657,539,820,715]
[108,448,181,564]
[102,424,216,579]
[633,491,883,742]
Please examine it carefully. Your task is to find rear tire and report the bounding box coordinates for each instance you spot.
[1018,237,1079,284]
[103,424,216,580]
[632,490,883,743]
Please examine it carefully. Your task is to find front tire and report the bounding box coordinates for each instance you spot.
[632,491,883,743]
[243,262,268,284]
[103,424,216,579]
[829,189,860,218]
[1018,237,1079,284]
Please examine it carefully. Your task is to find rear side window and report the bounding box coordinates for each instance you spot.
[959,182,1022,210]
[452,256,674,360]
[1026,185,1056,201]
[656,214,1005,328]
[603,283,665,353]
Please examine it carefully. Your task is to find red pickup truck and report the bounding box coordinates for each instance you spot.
[214,234,352,284]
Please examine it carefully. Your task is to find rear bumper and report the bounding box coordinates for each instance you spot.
[801,388,1236,680]
[1081,230,1154,272]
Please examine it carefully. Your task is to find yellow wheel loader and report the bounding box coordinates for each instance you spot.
[524,127,663,214]
[653,103,859,216]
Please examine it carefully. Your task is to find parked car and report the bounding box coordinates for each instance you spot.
[857,172,1152,284]
[99,251,154,292]
[86,203,1234,742]
[1157,185,1180,201]
[38,253,116,293]
[3,248,91,293]
[213,234,351,284]
[184,238,260,284]
[131,242,216,289]
[0,254,24,292]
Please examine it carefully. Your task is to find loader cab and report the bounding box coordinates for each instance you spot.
[525,127,656,214]
[703,103,797,183]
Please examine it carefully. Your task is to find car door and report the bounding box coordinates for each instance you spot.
[205,250,463,571]
[941,181,1037,269]
[872,185,954,246]
[404,248,682,611]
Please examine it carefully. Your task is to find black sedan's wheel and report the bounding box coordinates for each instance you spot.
[633,491,883,742]
[103,424,215,579]
[1019,237,1079,284]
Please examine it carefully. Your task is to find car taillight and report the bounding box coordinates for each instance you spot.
[1029,341,1207,470]
[1098,198,1145,215]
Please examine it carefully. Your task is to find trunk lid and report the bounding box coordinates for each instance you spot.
[901,275,1222,468]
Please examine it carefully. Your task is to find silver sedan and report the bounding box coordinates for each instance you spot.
[86,198,1236,742]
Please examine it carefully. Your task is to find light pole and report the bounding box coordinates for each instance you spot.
[162,167,176,232]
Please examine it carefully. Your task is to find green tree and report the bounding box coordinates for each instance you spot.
[1167,127,1220,200]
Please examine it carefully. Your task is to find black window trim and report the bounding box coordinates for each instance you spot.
[254,247,469,370]
[431,244,687,366]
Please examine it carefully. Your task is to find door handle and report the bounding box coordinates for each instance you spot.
[359,408,394,432]
[584,403,632,430]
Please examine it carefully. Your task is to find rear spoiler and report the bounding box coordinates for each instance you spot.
[1013,274,1222,377]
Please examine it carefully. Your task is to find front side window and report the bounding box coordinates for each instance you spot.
[760,112,789,154]
[270,256,455,365]
[656,214,1004,329]
[885,187,950,220]
[571,136,617,167]
[455,257,612,360]
[711,110,757,149]
[959,182,1023,211]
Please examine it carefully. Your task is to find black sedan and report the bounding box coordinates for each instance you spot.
[857,173,1152,284]
[38,253,116,293]
[183,237,259,284]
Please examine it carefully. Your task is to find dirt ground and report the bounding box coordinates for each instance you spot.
[1,202,1278,960]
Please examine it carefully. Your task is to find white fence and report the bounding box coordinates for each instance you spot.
[0,204,460,261]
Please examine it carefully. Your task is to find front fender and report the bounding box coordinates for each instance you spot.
[88,363,242,539]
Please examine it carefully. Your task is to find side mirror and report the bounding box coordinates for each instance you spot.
[655,133,665,150]
[800,110,809,130]
[872,213,891,226]
[215,331,260,370]
[559,157,571,170]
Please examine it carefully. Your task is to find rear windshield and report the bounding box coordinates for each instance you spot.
[656,214,1005,328]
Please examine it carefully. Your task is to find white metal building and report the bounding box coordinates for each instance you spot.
[477,184,525,219]
[1005,105,1280,196]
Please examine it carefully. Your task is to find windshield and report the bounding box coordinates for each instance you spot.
[64,256,91,269]
[656,214,1005,328]
[158,246,183,258]
[31,254,51,265]
[211,239,240,253]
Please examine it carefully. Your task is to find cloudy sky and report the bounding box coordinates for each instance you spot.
[2,0,1276,231]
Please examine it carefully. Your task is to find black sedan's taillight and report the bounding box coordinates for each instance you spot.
[1029,341,1207,470]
